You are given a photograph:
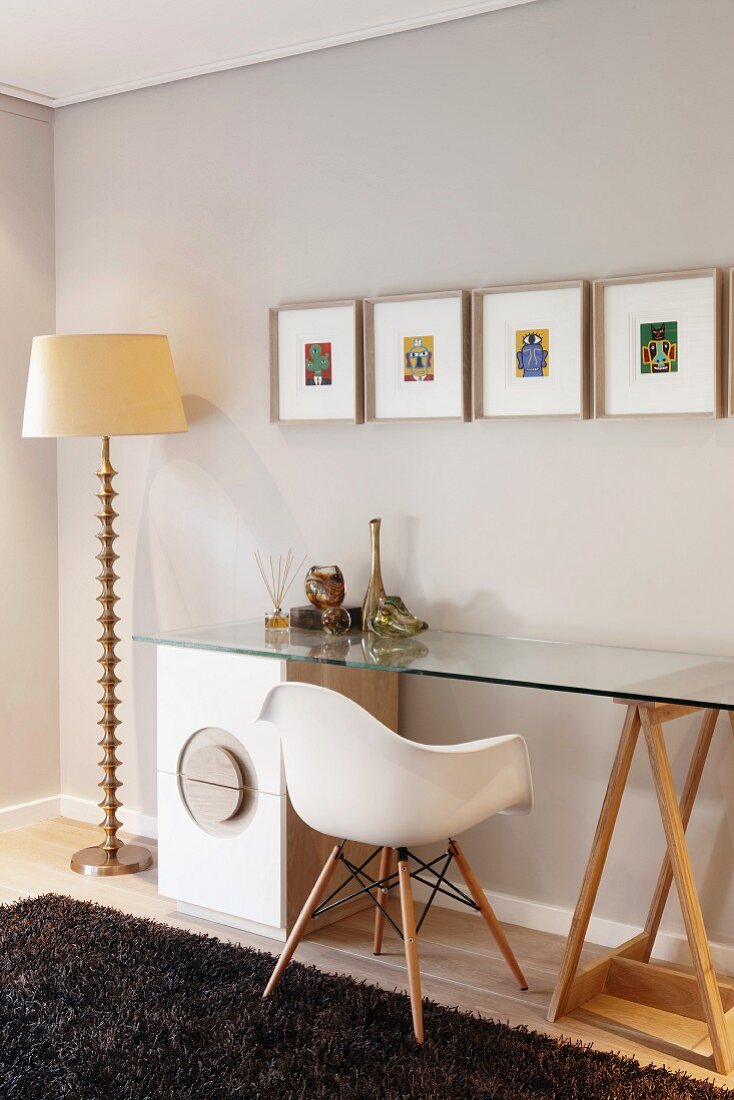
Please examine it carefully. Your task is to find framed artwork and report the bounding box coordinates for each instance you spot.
[594,268,722,419]
[472,280,589,420]
[364,290,470,422]
[269,299,363,424]
[729,269,734,416]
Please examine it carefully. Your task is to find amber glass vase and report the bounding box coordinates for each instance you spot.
[305,565,345,610]
[362,518,386,634]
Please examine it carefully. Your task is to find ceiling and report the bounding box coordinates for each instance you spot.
[0,0,540,108]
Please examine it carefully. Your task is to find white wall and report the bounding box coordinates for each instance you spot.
[0,94,58,822]
[54,0,734,947]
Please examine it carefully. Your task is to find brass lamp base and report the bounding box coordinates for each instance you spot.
[71,843,153,878]
[69,437,153,879]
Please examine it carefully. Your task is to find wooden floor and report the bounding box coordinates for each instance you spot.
[0,817,729,1089]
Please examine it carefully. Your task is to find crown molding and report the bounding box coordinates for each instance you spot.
[0,83,53,108]
[0,0,541,109]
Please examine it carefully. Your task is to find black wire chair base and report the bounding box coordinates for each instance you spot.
[311,843,479,941]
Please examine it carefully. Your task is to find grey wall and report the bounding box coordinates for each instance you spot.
[54,0,734,944]
[0,94,58,815]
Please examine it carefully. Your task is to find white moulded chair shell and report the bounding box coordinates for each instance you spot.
[258,682,534,1043]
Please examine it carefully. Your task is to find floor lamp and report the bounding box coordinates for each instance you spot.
[23,334,187,876]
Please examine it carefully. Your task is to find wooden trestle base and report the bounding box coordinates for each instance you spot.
[548,701,734,1075]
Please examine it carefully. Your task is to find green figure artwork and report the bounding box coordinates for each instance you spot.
[305,342,332,386]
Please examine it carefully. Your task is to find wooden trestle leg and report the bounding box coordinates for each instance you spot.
[640,708,719,961]
[548,701,734,1076]
[641,708,732,1075]
[547,704,641,1022]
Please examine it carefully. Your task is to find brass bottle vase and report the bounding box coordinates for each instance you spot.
[362,517,387,635]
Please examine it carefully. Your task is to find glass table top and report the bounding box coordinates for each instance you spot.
[134,620,734,710]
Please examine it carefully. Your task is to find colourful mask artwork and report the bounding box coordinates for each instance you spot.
[305,342,332,386]
[640,321,678,374]
[403,335,434,382]
[515,329,549,377]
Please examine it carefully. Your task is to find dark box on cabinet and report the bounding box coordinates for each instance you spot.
[290,605,362,631]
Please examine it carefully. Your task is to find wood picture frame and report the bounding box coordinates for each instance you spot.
[594,268,722,419]
[728,268,734,417]
[269,299,364,425]
[364,289,470,423]
[472,279,589,420]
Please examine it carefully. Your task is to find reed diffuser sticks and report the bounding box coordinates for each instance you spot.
[255,548,306,630]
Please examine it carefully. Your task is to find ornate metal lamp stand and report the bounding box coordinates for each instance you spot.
[70,436,153,877]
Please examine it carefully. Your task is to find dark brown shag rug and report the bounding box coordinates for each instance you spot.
[0,894,730,1099]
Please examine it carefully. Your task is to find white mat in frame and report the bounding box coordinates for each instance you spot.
[364,290,471,422]
[594,268,723,419]
[472,280,589,420]
[270,299,363,424]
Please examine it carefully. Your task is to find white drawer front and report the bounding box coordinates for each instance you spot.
[157,770,286,930]
[157,646,285,794]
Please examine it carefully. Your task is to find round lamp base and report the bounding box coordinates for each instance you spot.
[70,843,153,877]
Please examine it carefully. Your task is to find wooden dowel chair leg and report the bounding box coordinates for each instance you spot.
[263,842,344,998]
[373,846,393,956]
[397,849,424,1044]
[449,839,528,991]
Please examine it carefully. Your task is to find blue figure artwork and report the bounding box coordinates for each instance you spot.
[516,331,549,378]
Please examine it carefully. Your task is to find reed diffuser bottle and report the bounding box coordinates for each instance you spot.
[255,549,305,632]
[362,517,387,633]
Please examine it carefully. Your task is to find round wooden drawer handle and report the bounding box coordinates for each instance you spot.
[180,745,247,826]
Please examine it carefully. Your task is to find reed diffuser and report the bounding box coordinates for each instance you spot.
[255,549,305,631]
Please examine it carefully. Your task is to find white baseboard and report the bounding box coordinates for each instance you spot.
[5,796,734,974]
[414,876,734,975]
[0,795,61,833]
[178,902,287,942]
[59,796,158,841]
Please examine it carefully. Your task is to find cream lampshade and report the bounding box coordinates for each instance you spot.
[23,333,187,877]
[23,333,187,437]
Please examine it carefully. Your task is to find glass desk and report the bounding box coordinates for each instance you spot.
[136,621,734,1075]
[135,620,734,711]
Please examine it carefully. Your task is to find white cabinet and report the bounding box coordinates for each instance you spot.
[156,645,290,939]
[155,643,400,940]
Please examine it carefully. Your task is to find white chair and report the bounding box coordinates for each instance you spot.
[258,682,534,1043]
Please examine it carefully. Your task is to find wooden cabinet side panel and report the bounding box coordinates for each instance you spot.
[284,661,400,930]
